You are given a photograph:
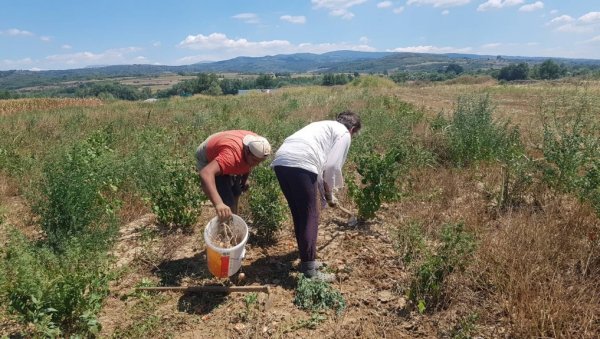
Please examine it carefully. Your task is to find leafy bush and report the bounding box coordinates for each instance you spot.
[541,98,600,215]
[0,230,111,337]
[294,274,346,314]
[395,220,426,264]
[34,129,121,251]
[433,95,523,167]
[409,223,475,312]
[248,164,286,243]
[347,143,406,221]
[149,159,204,230]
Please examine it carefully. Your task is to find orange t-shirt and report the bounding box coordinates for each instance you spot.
[206,130,256,175]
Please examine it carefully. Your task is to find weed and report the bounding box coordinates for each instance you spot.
[248,164,286,243]
[450,313,479,339]
[34,128,122,251]
[395,220,426,264]
[409,223,475,312]
[433,94,523,167]
[347,142,406,221]
[294,274,346,315]
[150,158,204,231]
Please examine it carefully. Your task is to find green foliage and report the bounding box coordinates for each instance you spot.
[446,63,464,75]
[541,98,600,215]
[496,63,529,81]
[255,73,275,89]
[450,313,479,339]
[294,274,346,314]
[409,223,475,312]
[0,230,111,337]
[322,73,351,86]
[532,59,566,80]
[347,143,406,220]
[248,164,286,243]
[395,220,426,264]
[34,128,122,251]
[149,158,204,230]
[433,95,523,167]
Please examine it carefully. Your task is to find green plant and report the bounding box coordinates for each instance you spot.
[150,158,204,230]
[34,128,122,251]
[450,313,479,339]
[435,95,523,167]
[395,220,426,264]
[409,223,475,312]
[541,94,600,215]
[0,229,111,337]
[347,143,406,221]
[248,164,286,242]
[294,274,346,314]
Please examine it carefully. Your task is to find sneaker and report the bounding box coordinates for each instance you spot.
[300,260,335,282]
[303,269,336,283]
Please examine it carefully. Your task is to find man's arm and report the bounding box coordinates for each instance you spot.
[199,160,231,220]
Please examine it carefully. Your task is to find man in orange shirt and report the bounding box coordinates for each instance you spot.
[196,130,271,220]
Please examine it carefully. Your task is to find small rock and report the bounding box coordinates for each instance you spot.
[377,290,396,303]
[234,323,246,334]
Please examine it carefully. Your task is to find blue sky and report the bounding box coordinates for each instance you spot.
[1,0,598,71]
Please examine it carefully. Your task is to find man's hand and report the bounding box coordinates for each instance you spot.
[215,202,232,221]
[326,194,338,208]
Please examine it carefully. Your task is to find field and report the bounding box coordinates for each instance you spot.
[1,76,599,338]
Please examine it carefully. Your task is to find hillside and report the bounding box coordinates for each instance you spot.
[1,50,599,91]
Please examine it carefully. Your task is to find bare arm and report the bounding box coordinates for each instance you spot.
[199,160,231,220]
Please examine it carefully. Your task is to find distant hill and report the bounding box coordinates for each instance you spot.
[1,50,599,91]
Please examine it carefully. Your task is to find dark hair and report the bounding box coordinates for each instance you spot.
[336,111,361,132]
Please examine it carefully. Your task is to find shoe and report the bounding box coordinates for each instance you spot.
[300,260,336,282]
[302,269,336,283]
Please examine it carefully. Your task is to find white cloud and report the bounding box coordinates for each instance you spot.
[61,44,72,49]
[581,35,600,43]
[152,41,161,47]
[406,0,471,8]
[1,58,34,69]
[482,42,502,48]
[550,9,558,15]
[519,1,544,12]
[1,28,33,36]
[39,36,51,42]
[551,12,600,34]
[442,9,450,15]
[232,13,260,24]
[359,36,369,43]
[393,6,405,14]
[177,32,375,63]
[311,0,368,20]
[45,47,143,67]
[389,45,473,53]
[579,12,600,24]
[280,15,306,24]
[477,0,524,12]
[547,15,574,25]
[377,1,393,8]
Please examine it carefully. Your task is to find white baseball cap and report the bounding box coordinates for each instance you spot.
[243,135,271,159]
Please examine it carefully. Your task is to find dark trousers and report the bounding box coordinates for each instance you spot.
[215,175,243,208]
[274,166,319,262]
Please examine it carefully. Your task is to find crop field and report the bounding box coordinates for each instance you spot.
[0,76,599,338]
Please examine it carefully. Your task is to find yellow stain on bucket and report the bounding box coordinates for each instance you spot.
[204,215,249,278]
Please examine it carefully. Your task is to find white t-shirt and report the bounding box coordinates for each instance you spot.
[272,120,351,190]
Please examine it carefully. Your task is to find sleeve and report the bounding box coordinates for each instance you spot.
[322,132,351,190]
[213,148,238,175]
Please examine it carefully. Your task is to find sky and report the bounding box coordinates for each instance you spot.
[1,0,599,71]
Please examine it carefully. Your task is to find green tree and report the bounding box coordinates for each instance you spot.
[537,59,564,80]
[497,63,529,81]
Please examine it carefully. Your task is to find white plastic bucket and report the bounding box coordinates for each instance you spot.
[203,214,249,278]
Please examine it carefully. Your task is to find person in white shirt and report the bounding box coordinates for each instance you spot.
[272,111,361,282]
